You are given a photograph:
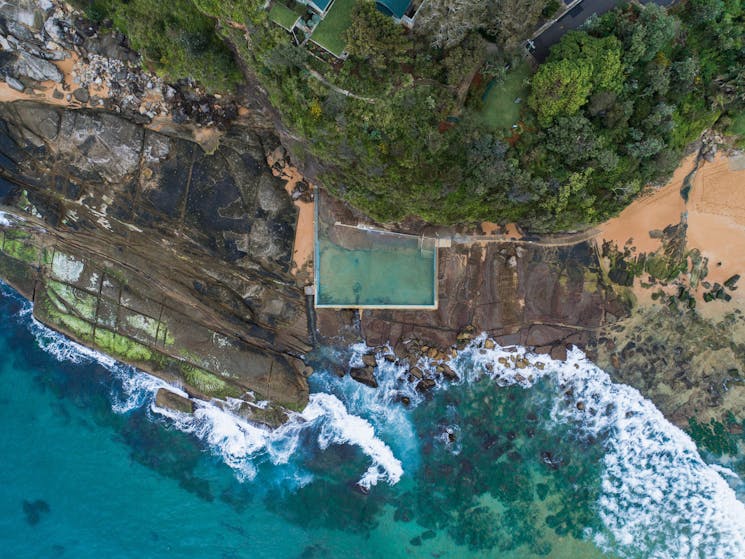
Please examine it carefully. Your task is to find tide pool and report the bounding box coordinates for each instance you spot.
[0,281,744,558]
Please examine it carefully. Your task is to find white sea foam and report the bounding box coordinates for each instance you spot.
[149,391,403,488]
[445,336,745,559]
[6,274,745,555]
[0,211,12,226]
[3,280,404,489]
[302,392,403,488]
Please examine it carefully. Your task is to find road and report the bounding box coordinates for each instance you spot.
[530,0,677,63]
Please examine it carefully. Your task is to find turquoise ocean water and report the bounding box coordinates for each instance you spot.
[1,280,744,559]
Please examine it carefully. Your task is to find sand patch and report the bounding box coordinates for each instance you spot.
[0,52,108,108]
[686,155,745,316]
[598,154,693,254]
[597,153,745,315]
[480,221,521,239]
[269,162,314,284]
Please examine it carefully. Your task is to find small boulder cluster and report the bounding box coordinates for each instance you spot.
[1,1,238,128]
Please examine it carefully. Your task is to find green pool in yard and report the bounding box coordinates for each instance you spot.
[315,224,437,308]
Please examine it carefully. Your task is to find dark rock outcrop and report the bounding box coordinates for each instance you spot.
[0,100,310,418]
[350,366,378,388]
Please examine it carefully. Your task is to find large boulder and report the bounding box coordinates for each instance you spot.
[12,50,63,82]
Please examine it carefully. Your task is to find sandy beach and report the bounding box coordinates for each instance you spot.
[597,151,745,313]
[271,163,314,284]
[598,154,693,254]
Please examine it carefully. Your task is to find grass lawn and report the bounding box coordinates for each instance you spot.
[479,62,532,133]
[311,0,357,57]
[269,2,301,30]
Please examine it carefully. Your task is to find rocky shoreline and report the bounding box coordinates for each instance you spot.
[1,0,743,437]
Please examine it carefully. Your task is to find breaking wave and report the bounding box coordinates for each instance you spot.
[150,391,402,489]
[449,336,745,559]
[3,281,402,489]
[5,277,745,557]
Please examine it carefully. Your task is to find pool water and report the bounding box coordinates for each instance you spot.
[316,238,436,307]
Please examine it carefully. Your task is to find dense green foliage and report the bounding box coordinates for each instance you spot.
[78,0,745,231]
[73,0,246,91]
[345,2,409,68]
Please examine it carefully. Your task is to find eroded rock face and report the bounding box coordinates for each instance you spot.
[0,101,310,417]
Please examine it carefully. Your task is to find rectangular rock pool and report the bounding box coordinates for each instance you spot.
[315,220,437,309]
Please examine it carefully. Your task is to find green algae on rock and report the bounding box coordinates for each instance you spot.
[0,100,312,423]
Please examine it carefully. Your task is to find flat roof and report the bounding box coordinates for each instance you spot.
[310,0,356,57]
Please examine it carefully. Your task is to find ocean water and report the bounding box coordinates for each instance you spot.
[1,281,744,559]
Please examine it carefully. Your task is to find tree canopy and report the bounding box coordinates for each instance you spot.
[529,59,594,125]
[345,2,410,69]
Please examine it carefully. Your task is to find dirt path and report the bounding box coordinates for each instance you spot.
[452,226,600,247]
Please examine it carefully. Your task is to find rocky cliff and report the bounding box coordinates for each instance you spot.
[0,100,311,421]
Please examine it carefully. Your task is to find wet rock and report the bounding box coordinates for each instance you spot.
[410,366,424,379]
[456,330,474,342]
[361,353,377,368]
[440,364,459,381]
[416,378,436,392]
[155,388,194,414]
[350,366,378,388]
[550,345,567,361]
[576,401,585,411]
[540,451,563,470]
[484,338,495,349]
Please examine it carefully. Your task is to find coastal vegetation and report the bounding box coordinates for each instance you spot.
[74,0,744,231]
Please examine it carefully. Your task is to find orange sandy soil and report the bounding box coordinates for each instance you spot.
[0,52,111,107]
[597,153,745,313]
[269,160,314,284]
[598,154,693,254]
[480,221,522,239]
